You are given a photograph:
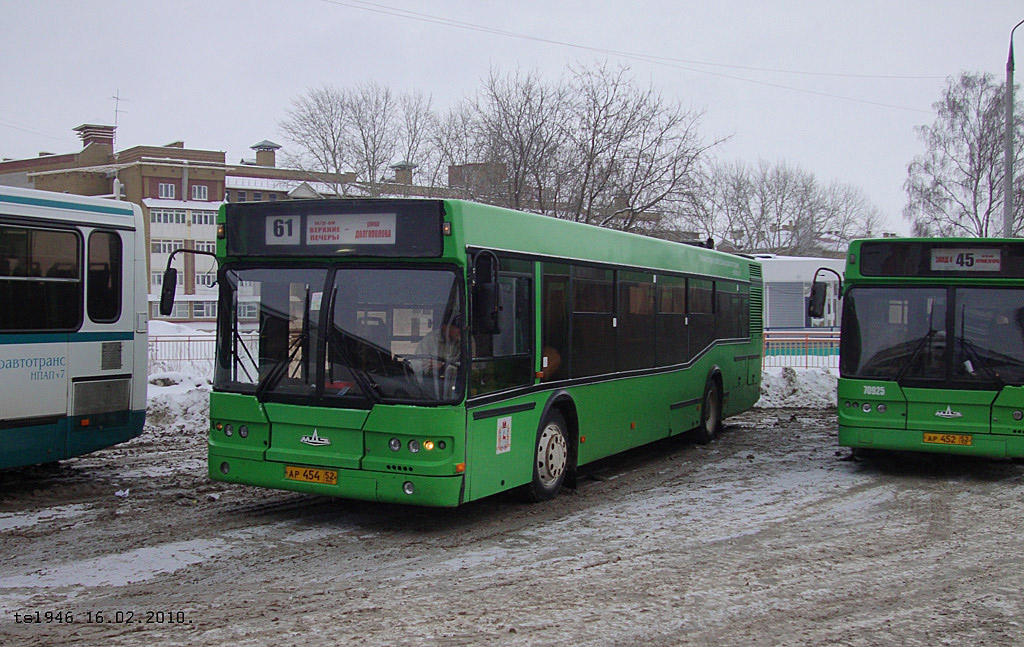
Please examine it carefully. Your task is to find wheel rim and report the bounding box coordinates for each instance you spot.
[536,423,568,487]
[704,386,719,433]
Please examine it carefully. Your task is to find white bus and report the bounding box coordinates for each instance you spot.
[0,186,147,468]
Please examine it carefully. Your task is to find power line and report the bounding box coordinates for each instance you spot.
[317,0,942,85]
[0,119,75,145]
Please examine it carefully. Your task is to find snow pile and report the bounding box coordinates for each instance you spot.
[149,320,215,336]
[146,371,211,436]
[756,367,837,409]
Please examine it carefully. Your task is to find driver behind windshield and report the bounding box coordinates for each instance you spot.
[415,314,463,376]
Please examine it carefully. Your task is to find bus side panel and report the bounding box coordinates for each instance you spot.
[0,341,68,419]
[0,340,69,467]
[464,395,546,502]
[0,420,66,469]
[723,350,763,417]
[572,377,676,466]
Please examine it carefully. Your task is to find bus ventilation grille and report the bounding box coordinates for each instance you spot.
[749,263,764,332]
[101,342,123,370]
[73,378,130,416]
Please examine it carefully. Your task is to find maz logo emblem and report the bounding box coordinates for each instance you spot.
[300,429,331,446]
[935,406,964,419]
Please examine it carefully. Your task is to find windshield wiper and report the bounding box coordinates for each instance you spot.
[255,328,308,401]
[895,328,939,381]
[255,288,311,401]
[957,337,1004,386]
[325,286,381,403]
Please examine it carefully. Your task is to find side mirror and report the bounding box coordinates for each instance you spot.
[807,282,827,319]
[472,251,501,335]
[159,268,178,316]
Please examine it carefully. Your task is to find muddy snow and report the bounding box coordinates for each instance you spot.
[1,370,1023,646]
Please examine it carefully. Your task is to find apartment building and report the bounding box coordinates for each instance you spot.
[0,125,356,322]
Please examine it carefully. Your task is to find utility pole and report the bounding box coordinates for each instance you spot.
[1005,20,1024,237]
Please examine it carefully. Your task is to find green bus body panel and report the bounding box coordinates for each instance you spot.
[209,199,764,505]
[837,237,1024,459]
[263,403,370,469]
[445,200,750,280]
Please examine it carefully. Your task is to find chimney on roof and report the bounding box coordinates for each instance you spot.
[390,161,417,185]
[251,140,282,167]
[73,124,115,151]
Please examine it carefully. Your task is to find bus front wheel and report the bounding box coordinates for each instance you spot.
[526,411,569,502]
[693,379,722,445]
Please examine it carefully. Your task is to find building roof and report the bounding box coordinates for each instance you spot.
[250,140,282,151]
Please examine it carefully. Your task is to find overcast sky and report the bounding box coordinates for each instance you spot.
[2,1,1021,233]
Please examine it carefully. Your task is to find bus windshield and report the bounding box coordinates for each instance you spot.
[215,265,465,406]
[841,286,1024,386]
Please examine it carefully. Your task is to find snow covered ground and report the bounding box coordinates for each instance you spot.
[1,325,1020,647]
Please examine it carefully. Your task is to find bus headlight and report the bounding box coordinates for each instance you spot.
[403,481,415,495]
[389,438,402,452]
[1014,410,1023,421]
[408,439,421,453]
[876,404,887,414]
[862,403,872,413]
[224,424,234,436]
[238,425,249,438]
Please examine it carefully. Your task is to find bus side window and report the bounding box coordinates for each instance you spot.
[0,225,81,331]
[88,230,122,323]
[470,257,533,397]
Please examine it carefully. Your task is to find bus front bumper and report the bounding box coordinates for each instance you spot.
[839,426,1024,458]
[208,452,465,507]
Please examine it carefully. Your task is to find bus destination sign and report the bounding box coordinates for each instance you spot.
[266,213,396,246]
[226,199,443,258]
[930,248,1001,272]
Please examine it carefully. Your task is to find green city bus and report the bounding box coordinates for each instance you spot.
[814,238,1024,458]
[170,198,763,506]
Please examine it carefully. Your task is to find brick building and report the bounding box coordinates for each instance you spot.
[0,124,356,322]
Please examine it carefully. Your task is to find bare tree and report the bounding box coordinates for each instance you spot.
[278,85,351,195]
[280,82,429,196]
[394,90,436,187]
[686,159,883,255]
[904,71,1023,237]
[345,81,399,194]
[472,68,566,211]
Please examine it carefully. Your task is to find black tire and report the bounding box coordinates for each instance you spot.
[525,411,570,502]
[692,379,722,445]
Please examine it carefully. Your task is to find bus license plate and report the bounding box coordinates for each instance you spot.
[285,466,338,485]
[923,433,973,447]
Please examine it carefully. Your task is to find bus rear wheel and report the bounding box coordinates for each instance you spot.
[693,379,722,445]
[526,411,569,502]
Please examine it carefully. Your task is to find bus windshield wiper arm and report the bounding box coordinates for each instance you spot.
[255,329,307,401]
[895,329,938,381]
[256,288,311,401]
[958,337,1004,386]
[325,287,381,403]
